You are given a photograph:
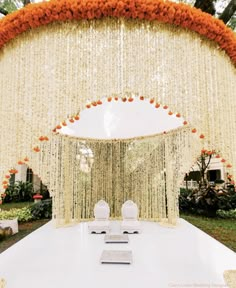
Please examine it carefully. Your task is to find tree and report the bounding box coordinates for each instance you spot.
[0,7,8,15]
[194,0,216,15]
[195,149,215,188]
[219,0,236,24]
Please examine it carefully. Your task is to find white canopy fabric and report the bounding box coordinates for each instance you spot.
[60,98,184,139]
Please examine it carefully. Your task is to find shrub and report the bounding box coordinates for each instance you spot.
[30,199,52,220]
[216,209,236,219]
[179,187,236,217]
[4,181,34,203]
[0,207,33,222]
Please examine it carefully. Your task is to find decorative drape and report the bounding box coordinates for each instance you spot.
[0,2,235,225]
[29,126,201,225]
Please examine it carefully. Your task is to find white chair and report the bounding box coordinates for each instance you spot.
[88,200,110,234]
[120,200,141,234]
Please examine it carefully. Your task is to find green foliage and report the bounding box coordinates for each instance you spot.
[0,207,33,222]
[30,199,52,220]
[179,187,236,217]
[216,209,236,219]
[0,0,18,13]
[228,17,236,31]
[4,181,34,203]
[0,202,31,211]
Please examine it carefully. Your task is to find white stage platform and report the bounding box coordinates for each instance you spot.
[0,219,235,288]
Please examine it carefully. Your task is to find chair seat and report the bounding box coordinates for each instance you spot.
[88,220,110,234]
[121,220,141,234]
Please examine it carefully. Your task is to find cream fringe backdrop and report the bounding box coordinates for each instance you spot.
[0,17,235,225]
[31,126,201,225]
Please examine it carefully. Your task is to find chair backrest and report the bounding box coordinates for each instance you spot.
[94,200,110,220]
[121,200,138,220]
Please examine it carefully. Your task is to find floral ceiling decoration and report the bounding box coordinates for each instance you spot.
[0,0,235,225]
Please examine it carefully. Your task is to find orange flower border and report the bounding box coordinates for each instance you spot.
[0,0,235,65]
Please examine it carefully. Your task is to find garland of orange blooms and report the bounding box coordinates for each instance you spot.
[1,95,234,193]
[0,0,235,65]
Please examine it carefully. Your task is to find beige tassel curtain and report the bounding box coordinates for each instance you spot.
[0,17,235,225]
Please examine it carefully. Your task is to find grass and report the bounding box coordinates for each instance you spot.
[181,213,236,252]
[0,219,49,253]
[0,201,49,253]
[0,202,33,211]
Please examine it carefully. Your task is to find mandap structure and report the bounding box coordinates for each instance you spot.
[0,0,235,226]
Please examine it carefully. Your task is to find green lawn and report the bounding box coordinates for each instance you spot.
[0,202,49,253]
[0,219,49,253]
[181,214,236,252]
[0,202,33,211]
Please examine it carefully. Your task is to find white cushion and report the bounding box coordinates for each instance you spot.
[121,200,138,220]
[94,200,110,220]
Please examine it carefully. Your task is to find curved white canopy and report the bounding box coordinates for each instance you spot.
[61,98,184,139]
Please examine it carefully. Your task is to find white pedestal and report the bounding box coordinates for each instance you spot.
[0,219,18,234]
[120,220,141,234]
[88,220,110,234]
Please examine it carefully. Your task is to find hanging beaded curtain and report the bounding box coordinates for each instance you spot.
[28,126,202,226]
[0,0,235,225]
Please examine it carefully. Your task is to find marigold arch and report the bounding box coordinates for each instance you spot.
[0,0,235,225]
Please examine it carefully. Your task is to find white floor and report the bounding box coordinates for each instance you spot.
[0,219,235,288]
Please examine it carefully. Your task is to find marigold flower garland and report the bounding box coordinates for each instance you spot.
[0,0,235,65]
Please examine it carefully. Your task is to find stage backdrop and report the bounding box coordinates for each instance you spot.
[0,0,235,225]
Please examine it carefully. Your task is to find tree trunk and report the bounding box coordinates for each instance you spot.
[194,0,216,15]
[219,0,236,24]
